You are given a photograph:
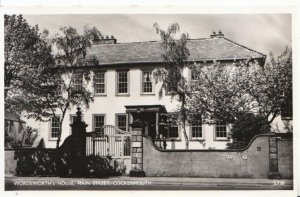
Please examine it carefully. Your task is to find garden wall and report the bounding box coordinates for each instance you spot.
[278,138,293,179]
[143,135,271,178]
[5,149,16,176]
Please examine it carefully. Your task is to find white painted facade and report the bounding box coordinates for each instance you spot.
[24,66,233,149]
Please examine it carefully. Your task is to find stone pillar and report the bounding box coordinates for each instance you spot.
[268,135,281,179]
[70,107,88,177]
[129,119,145,177]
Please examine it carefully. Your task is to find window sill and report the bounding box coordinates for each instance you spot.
[190,138,205,141]
[140,93,155,96]
[94,94,107,97]
[48,138,58,141]
[115,94,130,97]
[214,138,230,141]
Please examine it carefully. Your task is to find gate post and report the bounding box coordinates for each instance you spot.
[70,107,88,177]
[268,135,281,179]
[130,119,145,177]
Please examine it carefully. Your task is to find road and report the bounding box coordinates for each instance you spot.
[5,176,293,190]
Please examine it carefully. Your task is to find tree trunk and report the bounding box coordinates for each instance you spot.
[181,94,189,149]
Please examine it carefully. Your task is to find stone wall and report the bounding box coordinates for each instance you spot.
[143,135,271,178]
[278,138,293,179]
[5,149,16,176]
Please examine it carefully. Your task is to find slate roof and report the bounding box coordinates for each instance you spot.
[87,37,266,66]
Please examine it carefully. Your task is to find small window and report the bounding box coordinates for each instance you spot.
[93,115,105,131]
[191,119,203,139]
[167,126,179,139]
[94,72,106,95]
[73,73,83,91]
[215,121,227,139]
[116,114,127,131]
[166,81,178,93]
[51,116,60,138]
[142,71,153,93]
[117,71,128,94]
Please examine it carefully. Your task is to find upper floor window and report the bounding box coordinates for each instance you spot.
[116,114,127,131]
[215,121,228,140]
[117,71,129,94]
[142,71,153,94]
[73,73,83,91]
[51,116,60,139]
[94,72,106,95]
[166,81,178,94]
[191,119,203,139]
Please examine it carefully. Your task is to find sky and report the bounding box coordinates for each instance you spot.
[24,14,292,57]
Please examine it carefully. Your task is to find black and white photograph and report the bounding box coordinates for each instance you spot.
[2,3,297,195]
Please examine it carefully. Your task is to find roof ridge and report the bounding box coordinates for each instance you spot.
[222,37,266,58]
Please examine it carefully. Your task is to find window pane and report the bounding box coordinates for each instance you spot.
[51,116,60,138]
[94,116,105,130]
[168,126,178,138]
[117,115,127,131]
[117,71,128,93]
[94,72,105,94]
[216,121,227,138]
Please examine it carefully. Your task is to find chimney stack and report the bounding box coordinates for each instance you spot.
[210,30,224,38]
[92,34,117,44]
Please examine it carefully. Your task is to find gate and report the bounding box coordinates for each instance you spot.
[85,125,132,174]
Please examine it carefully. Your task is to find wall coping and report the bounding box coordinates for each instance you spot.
[143,133,287,152]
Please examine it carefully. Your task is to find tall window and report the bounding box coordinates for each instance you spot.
[215,121,227,139]
[93,115,105,131]
[56,76,63,94]
[117,71,128,94]
[51,116,60,138]
[116,114,127,131]
[142,71,153,93]
[73,73,83,91]
[191,119,203,139]
[94,72,105,95]
[166,81,178,93]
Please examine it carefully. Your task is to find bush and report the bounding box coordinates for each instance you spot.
[227,113,270,149]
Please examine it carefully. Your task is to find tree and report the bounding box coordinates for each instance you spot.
[226,113,270,149]
[4,14,54,106]
[187,47,292,126]
[152,23,190,149]
[6,22,102,148]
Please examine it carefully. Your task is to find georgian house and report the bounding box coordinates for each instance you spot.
[25,32,269,149]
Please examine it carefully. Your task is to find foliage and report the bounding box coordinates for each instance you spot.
[226,113,270,149]
[22,127,39,147]
[187,48,292,125]
[4,14,54,112]
[152,23,190,149]
[5,17,102,148]
[85,155,122,177]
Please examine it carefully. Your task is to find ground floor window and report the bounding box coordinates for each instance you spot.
[93,115,105,132]
[167,126,179,139]
[51,116,60,138]
[190,119,203,139]
[215,121,227,140]
[116,114,127,131]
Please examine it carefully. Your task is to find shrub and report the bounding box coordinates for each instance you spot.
[227,113,270,149]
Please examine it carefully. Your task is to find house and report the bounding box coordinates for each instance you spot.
[5,111,26,148]
[25,31,270,149]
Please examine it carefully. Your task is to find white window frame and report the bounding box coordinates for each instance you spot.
[190,120,204,140]
[94,71,106,95]
[116,70,129,95]
[73,73,83,91]
[141,70,154,94]
[214,121,228,140]
[49,115,61,140]
[115,113,127,131]
[92,114,106,131]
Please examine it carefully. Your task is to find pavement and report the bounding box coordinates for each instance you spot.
[5,175,293,190]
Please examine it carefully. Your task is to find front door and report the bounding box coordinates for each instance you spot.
[140,112,156,140]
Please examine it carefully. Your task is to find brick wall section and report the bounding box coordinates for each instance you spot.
[131,135,143,170]
[143,135,270,178]
[278,139,293,179]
